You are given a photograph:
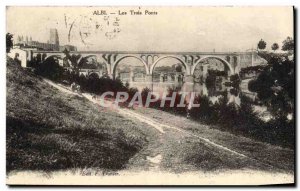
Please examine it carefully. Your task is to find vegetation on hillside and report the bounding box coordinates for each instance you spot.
[249,38,294,123]
[6,57,147,172]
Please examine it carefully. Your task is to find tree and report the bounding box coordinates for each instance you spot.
[257,39,267,50]
[63,48,82,75]
[282,36,294,53]
[175,63,183,72]
[248,53,294,121]
[6,33,13,53]
[271,43,279,52]
[35,56,64,81]
[230,74,241,88]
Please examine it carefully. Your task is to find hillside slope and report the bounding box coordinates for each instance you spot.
[6,57,148,172]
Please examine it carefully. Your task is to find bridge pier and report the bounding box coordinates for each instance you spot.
[160,74,164,82]
[145,74,152,83]
[184,75,194,83]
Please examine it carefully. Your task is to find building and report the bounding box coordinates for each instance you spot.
[14,28,77,51]
[7,48,27,67]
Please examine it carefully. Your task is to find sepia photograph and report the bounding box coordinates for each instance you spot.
[5,6,295,185]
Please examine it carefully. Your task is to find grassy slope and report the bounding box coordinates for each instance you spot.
[134,107,294,172]
[6,57,148,172]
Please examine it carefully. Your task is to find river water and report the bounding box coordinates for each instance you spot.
[125,80,273,121]
[128,81,256,106]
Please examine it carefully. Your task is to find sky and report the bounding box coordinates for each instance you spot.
[6,6,294,52]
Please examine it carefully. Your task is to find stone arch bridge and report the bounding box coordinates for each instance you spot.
[29,50,259,83]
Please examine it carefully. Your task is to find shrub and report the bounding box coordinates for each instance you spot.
[35,57,64,81]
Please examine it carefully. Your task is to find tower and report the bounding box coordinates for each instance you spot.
[49,28,59,46]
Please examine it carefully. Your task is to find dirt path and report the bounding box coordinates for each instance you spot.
[43,79,294,177]
[133,106,294,172]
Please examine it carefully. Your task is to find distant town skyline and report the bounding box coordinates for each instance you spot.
[7,6,293,52]
[13,28,77,51]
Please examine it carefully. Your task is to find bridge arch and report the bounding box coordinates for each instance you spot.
[112,55,149,78]
[44,54,63,61]
[76,54,110,75]
[79,55,109,71]
[191,56,235,76]
[78,55,98,67]
[150,56,190,75]
[80,54,98,61]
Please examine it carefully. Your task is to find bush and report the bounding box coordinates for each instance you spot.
[35,57,64,81]
[205,74,217,88]
[127,87,139,100]
[62,73,128,95]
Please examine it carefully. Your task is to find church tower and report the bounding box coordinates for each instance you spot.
[49,29,59,45]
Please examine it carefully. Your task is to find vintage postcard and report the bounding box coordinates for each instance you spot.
[6,6,294,185]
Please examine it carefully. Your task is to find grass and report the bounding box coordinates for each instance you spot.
[6,57,148,172]
[133,106,294,173]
